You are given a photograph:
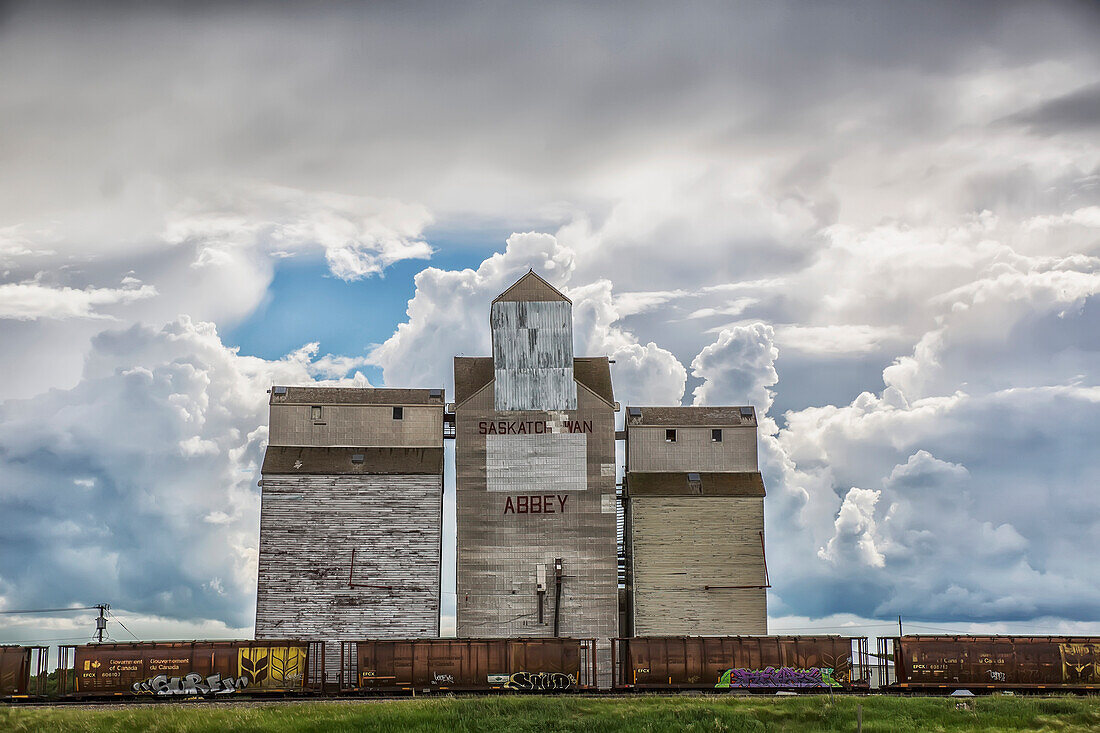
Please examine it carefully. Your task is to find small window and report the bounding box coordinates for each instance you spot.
[393,406,404,420]
[665,429,676,443]
[712,429,722,442]
[311,406,322,420]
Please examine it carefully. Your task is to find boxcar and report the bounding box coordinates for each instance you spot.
[339,638,597,693]
[613,636,870,691]
[57,640,324,697]
[884,635,1100,692]
[1,645,48,698]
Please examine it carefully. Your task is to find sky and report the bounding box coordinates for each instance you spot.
[2,0,1100,646]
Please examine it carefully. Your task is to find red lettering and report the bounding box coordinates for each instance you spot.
[583,420,592,433]
[517,496,529,513]
[535,421,546,434]
[487,422,497,435]
[478,421,487,435]
[543,494,555,513]
[517,421,527,434]
[498,421,507,434]
[531,496,542,513]
[504,497,514,514]
[558,495,567,512]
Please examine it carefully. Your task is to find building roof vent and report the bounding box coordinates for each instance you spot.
[740,406,754,417]
[429,388,443,399]
[687,472,701,482]
[351,454,365,464]
[273,386,288,395]
[628,407,642,417]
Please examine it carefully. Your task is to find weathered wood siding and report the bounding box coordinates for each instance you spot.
[255,474,442,655]
[629,497,767,635]
[455,380,617,686]
[269,405,441,447]
[627,426,758,473]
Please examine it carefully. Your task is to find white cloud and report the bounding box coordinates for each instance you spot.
[691,324,778,411]
[0,315,373,626]
[0,281,157,321]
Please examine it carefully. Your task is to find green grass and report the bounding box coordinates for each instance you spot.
[4,695,1100,732]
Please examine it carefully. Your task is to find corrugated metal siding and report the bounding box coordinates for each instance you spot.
[269,405,442,447]
[627,426,758,472]
[491,301,576,411]
[630,497,767,636]
[255,474,443,675]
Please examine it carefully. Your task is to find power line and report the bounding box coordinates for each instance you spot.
[108,611,140,641]
[0,606,99,615]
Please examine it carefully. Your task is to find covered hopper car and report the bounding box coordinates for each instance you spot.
[1,645,48,699]
[613,636,870,691]
[881,635,1100,693]
[339,638,597,693]
[57,640,324,698]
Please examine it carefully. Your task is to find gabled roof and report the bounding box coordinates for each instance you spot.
[452,356,615,407]
[492,269,571,304]
[625,406,756,427]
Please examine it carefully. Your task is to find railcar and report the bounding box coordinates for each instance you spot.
[613,636,870,692]
[1,645,48,699]
[879,635,1100,693]
[56,640,324,698]
[338,638,597,693]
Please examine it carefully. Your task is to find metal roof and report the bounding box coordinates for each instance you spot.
[269,386,445,406]
[626,471,766,497]
[491,269,571,304]
[452,356,615,407]
[625,406,756,427]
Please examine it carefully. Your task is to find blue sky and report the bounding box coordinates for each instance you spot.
[1,0,1099,645]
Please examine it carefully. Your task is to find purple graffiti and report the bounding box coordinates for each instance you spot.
[715,667,840,688]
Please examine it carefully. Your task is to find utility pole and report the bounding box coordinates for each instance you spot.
[94,604,110,643]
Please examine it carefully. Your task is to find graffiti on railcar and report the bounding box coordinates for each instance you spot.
[238,646,306,688]
[500,671,576,691]
[132,673,247,695]
[1059,644,1100,683]
[715,666,841,688]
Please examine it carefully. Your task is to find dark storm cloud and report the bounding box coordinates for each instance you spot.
[1005,82,1100,134]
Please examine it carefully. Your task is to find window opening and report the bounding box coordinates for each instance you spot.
[393,406,404,420]
[311,406,322,420]
[665,429,676,442]
[712,429,722,442]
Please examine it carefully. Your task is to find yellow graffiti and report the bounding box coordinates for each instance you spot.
[1059,644,1099,683]
[237,646,306,688]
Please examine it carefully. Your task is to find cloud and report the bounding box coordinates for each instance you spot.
[0,316,370,626]
[370,231,686,406]
[691,324,779,411]
[1005,82,1100,134]
[0,280,157,321]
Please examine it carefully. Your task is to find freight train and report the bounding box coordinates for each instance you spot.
[4,635,1100,700]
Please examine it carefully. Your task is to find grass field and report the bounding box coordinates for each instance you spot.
[4,695,1100,732]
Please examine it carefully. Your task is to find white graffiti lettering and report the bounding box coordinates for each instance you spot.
[131,672,248,695]
[503,671,576,691]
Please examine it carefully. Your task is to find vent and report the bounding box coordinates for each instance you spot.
[351,454,365,464]
[628,407,642,417]
[687,472,701,482]
[272,386,287,395]
[429,388,443,399]
[740,406,755,418]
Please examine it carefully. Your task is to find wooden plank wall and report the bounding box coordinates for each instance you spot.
[630,497,767,635]
[256,474,443,677]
